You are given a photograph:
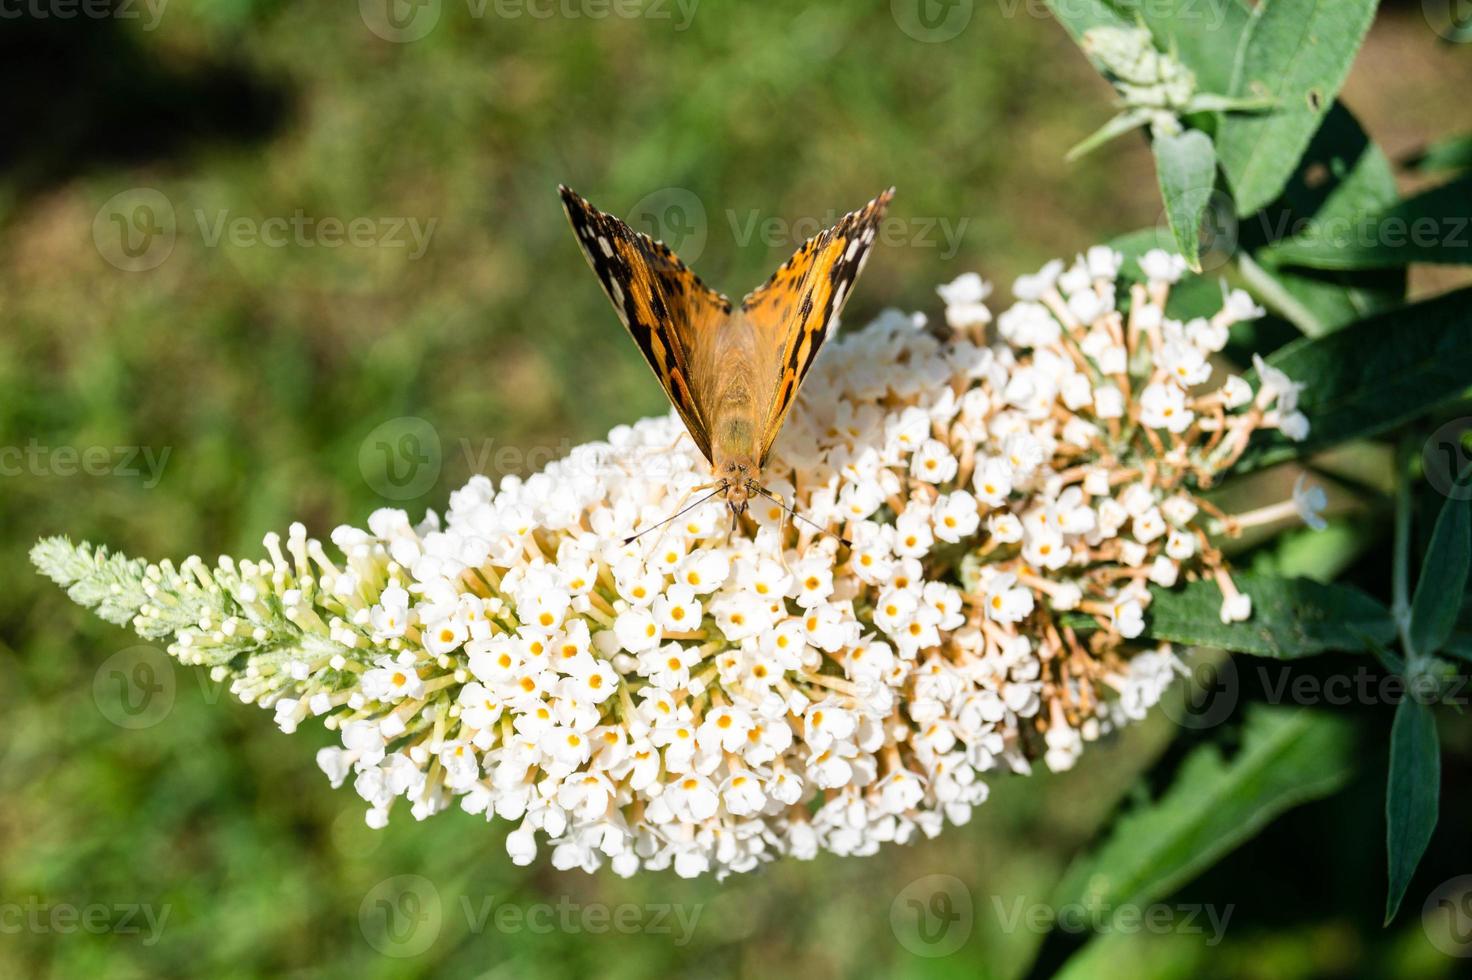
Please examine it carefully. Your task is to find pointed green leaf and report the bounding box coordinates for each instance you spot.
[1216,0,1379,215]
[1143,573,1395,657]
[1235,286,1472,472]
[1409,493,1472,658]
[1442,633,1472,664]
[1241,259,1405,338]
[1263,175,1472,270]
[1067,108,1153,162]
[1385,699,1440,923]
[1406,133,1472,175]
[1052,706,1353,923]
[1153,129,1217,271]
[1237,103,1405,335]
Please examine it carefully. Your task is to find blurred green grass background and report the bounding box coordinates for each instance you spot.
[2,2,1471,977]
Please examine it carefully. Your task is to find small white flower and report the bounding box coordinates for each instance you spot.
[1093,385,1126,419]
[984,573,1034,624]
[652,584,703,632]
[937,272,993,329]
[932,491,980,543]
[1220,592,1252,623]
[911,439,959,484]
[363,652,425,703]
[613,607,662,653]
[1139,249,1186,284]
[1013,259,1064,300]
[1111,598,1145,638]
[1293,474,1328,531]
[1139,383,1193,433]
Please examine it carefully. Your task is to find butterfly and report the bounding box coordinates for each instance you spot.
[560,185,894,530]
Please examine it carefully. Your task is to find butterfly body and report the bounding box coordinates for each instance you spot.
[559,185,893,523]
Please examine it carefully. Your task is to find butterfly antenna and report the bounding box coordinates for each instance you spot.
[622,486,727,546]
[751,486,851,547]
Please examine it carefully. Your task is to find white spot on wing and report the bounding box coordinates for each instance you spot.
[832,280,848,312]
[598,236,614,258]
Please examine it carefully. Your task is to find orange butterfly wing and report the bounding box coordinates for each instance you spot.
[560,186,731,463]
[740,188,893,465]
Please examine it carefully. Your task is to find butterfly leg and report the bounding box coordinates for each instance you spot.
[775,504,792,574]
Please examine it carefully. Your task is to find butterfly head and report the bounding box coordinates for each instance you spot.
[716,460,758,514]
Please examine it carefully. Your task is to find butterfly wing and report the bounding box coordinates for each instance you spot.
[740,188,893,465]
[560,186,731,463]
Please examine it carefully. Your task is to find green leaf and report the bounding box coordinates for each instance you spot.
[1138,0,1254,96]
[1144,573,1395,657]
[1236,286,1472,471]
[1442,633,1472,664]
[1406,132,1472,175]
[1046,1,1253,95]
[1051,706,1353,927]
[1153,129,1218,272]
[1216,0,1379,215]
[1409,493,1472,658]
[1241,260,1405,338]
[1263,175,1472,270]
[1067,108,1153,162]
[1385,699,1440,923]
[1237,103,1405,335]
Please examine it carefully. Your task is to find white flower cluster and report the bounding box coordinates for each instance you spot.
[45,247,1308,879]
